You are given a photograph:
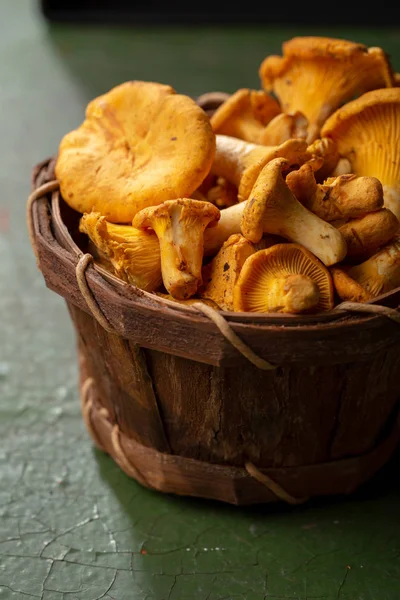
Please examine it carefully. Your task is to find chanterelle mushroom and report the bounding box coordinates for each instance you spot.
[211,134,311,202]
[286,163,384,222]
[133,199,220,300]
[336,209,399,260]
[241,158,347,266]
[331,235,400,301]
[210,88,281,144]
[55,81,216,222]
[79,212,162,291]
[199,234,257,310]
[259,36,394,143]
[233,243,334,314]
[321,88,400,221]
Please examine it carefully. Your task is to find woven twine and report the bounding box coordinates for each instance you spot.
[28,181,400,504]
[26,180,60,261]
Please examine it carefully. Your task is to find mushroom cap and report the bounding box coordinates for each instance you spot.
[210,88,281,145]
[260,111,309,146]
[330,267,372,302]
[259,37,394,142]
[337,208,399,260]
[233,243,334,313]
[133,198,220,230]
[200,233,256,310]
[210,88,281,135]
[55,81,216,223]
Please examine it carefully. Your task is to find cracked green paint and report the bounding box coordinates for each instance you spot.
[1,2,400,598]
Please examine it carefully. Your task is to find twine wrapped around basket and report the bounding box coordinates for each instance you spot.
[27,96,400,506]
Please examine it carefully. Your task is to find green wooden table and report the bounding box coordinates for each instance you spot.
[1,2,400,598]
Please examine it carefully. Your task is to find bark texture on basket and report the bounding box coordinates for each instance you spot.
[70,302,400,467]
[29,155,400,505]
[79,349,400,505]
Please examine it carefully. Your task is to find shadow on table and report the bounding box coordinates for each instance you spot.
[96,443,400,521]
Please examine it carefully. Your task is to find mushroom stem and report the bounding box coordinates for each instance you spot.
[204,202,245,255]
[211,134,311,201]
[267,274,320,313]
[133,199,220,300]
[241,158,348,266]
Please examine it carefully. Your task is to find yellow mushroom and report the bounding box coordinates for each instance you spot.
[260,111,309,145]
[132,198,220,300]
[211,134,311,202]
[337,209,399,260]
[199,234,257,310]
[321,88,400,221]
[259,36,394,143]
[210,88,281,143]
[240,158,347,266]
[55,81,216,222]
[286,163,384,222]
[307,137,342,182]
[330,267,372,303]
[331,235,400,300]
[79,212,162,291]
[233,243,334,314]
[206,176,238,208]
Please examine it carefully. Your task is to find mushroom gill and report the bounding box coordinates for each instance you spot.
[233,243,334,314]
[321,88,400,220]
[79,212,162,291]
[259,36,394,143]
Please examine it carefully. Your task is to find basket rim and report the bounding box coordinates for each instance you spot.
[49,169,400,328]
[30,158,400,367]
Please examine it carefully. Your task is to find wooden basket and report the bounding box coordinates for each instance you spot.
[27,142,400,506]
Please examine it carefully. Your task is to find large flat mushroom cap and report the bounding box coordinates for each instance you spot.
[55,81,216,223]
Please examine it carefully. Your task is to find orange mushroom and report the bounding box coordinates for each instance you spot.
[286,163,384,222]
[233,243,334,313]
[199,234,257,310]
[241,158,347,266]
[336,209,399,260]
[331,235,400,300]
[306,137,342,182]
[55,81,216,222]
[321,88,400,221]
[260,111,309,146]
[210,88,281,143]
[211,134,311,202]
[206,176,238,208]
[259,36,394,143]
[133,198,220,300]
[79,212,162,291]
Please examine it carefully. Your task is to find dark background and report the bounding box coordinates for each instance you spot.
[40,0,399,26]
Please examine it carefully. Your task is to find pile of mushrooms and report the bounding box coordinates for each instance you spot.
[55,37,400,314]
